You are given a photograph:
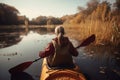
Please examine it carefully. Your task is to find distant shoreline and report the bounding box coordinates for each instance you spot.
[0,25,57,33]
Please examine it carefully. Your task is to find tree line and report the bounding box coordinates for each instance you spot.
[0,0,120,27]
[0,3,63,25]
[29,16,63,25]
[0,3,19,25]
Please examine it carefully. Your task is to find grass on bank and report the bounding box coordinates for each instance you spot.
[63,20,120,47]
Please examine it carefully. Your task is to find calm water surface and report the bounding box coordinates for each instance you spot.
[0,31,120,80]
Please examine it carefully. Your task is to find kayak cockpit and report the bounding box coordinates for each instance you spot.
[40,58,86,80]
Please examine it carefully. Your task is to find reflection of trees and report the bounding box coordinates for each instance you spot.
[0,25,54,48]
[0,33,22,48]
[0,3,19,25]
[30,28,48,35]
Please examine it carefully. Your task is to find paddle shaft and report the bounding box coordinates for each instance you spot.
[34,45,83,62]
[33,34,95,62]
[33,45,80,62]
[33,57,42,62]
[9,34,95,73]
[32,45,81,62]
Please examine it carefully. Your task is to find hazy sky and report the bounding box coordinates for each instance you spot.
[0,0,115,20]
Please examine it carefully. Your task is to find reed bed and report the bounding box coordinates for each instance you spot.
[63,20,120,47]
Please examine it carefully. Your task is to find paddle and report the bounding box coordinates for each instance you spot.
[9,58,42,73]
[75,34,95,48]
[9,34,95,73]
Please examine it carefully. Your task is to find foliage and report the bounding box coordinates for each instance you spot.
[113,0,120,10]
[30,16,63,25]
[0,3,19,25]
[63,0,120,46]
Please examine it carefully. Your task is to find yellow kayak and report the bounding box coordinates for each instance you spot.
[40,58,86,80]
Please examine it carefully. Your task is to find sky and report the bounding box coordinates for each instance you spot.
[0,0,115,20]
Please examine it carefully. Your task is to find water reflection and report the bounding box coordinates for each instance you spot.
[75,45,120,80]
[10,72,34,80]
[0,33,22,48]
[0,29,120,80]
[0,27,54,49]
[0,30,55,80]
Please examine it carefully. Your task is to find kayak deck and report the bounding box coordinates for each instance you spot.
[40,58,86,80]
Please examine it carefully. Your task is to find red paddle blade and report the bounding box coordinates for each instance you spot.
[76,34,95,48]
[9,61,33,74]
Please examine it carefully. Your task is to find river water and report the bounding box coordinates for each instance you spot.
[0,30,120,80]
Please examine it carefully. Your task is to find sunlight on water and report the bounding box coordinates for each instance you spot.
[0,31,55,80]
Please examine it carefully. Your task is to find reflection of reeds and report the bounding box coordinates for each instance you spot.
[47,25,56,32]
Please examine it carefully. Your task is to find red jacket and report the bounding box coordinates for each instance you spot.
[39,37,78,58]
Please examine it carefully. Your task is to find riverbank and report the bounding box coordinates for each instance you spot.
[64,24,120,47]
[0,25,55,33]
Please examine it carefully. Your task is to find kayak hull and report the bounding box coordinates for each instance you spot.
[40,58,86,80]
